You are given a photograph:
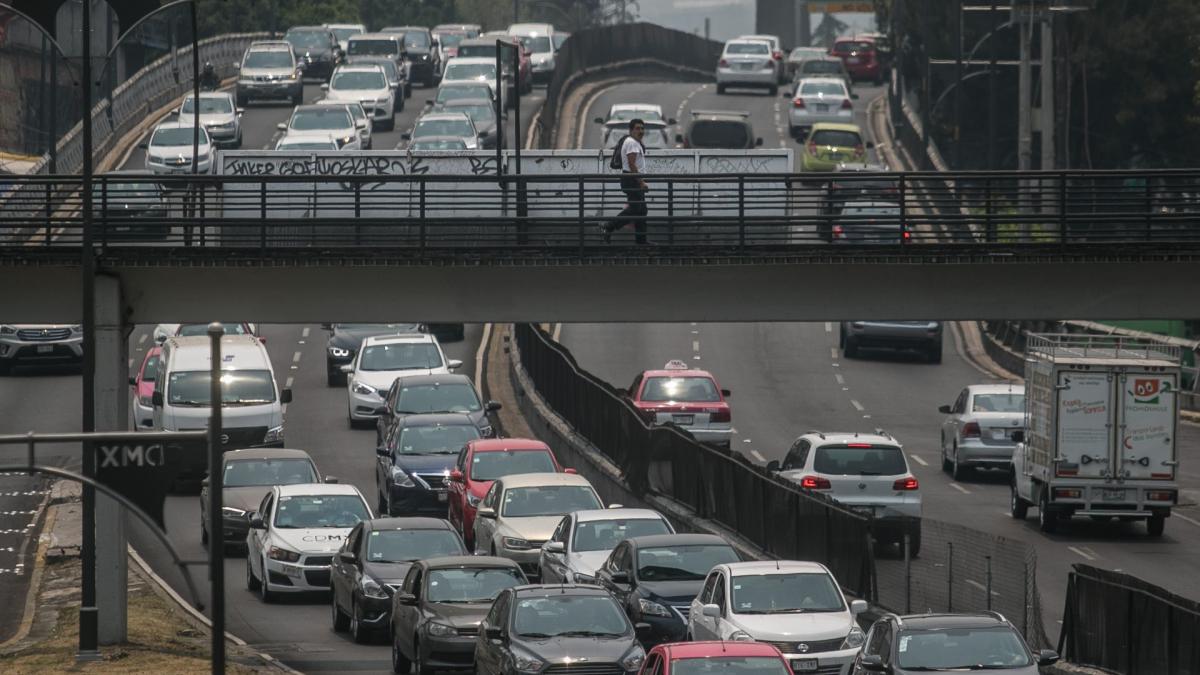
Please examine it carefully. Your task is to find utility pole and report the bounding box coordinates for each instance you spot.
[1039,14,1054,172]
[987,1,997,169]
[797,1,811,47]
[79,0,99,657]
[1016,15,1032,174]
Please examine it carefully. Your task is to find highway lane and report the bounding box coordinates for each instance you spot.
[558,76,1200,631]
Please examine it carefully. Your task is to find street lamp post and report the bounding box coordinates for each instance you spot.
[79,0,99,657]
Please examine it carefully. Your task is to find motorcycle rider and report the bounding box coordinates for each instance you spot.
[199,61,219,90]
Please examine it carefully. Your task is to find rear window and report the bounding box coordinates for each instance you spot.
[809,129,862,147]
[833,41,874,53]
[800,82,846,96]
[456,45,493,58]
[641,376,721,403]
[813,444,907,476]
[726,42,769,55]
[802,60,843,74]
[688,120,750,149]
[349,39,399,57]
[972,393,1025,413]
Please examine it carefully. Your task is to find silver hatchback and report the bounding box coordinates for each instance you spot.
[939,383,1026,480]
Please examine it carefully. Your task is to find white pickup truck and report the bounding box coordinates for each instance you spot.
[1010,334,1180,536]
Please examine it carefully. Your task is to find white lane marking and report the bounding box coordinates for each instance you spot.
[850,399,865,411]
[552,323,562,342]
[691,330,699,335]
[475,323,492,386]
[861,414,871,419]
[693,355,701,361]
[285,376,294,388]
[910,454,928,467]
[302,327,310,338]
[692,340,700,352]
[127,358,134,368]
[831,362,839,368]
[965,579,1000,596]
[138,334,148,345]
[1067,546,1097,561]
[834,373,845,385]
[830,347,838,359]
[949,482,971,494]
[1174,512,1200,528]
[750,450,766,463]
[778,139,786,148]
[824,322,832,333]
[292,351,302,363]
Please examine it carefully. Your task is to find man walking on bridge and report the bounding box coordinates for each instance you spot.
[602,118,648,244]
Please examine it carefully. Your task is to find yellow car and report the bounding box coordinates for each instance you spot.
[801,122,872,172]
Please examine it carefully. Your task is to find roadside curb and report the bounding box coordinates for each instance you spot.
[0,492,56,654]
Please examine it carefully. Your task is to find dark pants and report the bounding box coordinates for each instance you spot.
[610,175,648,244]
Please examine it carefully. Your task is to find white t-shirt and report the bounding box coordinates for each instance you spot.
[620,136,646,173]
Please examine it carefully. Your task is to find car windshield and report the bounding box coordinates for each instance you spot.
[730,573,845,613]
[224,458,316,487]
[833,41,874,53]
[396,424,480,455]
[790,48,826,60]
[610,108,661,122]
[181,97,233,114]
[396,383,482,413]
[403,31,430,48]
[470,450,555,481]
[524,36,552,53]
[513,595,629,637]
[151,127,210,146]
[336,323,423,332]
[167,370,275,406]
[553,34,568,49]
[360,343,443,371]
[415,118,474,138]
[286,31,329,49]
[290,108,352,130]
[437,84,492,103]
[176,323,249,336]
[272,494,369,529]
[141,353,160,381]
[444,63,495,80]
[330,27,362,42]
[803,60,843,74]
[672,657,791,675]
[813,445,907,476]
[572,518,671,552]
[896,627,1033,669]
[244,51,292,68]
[800,82,845,96]
[437,33,466,47]
[841,205,899,216]
[810,130,862,147]
[411,139,468,150]
[332,70,386,89]
[349,39,399,57]
[366,528,464,563]
[973,393,1025,413]
[278,140,336,150]
[727,42,769,55]
[501,485,601,517]
[689,120,749,149]
[456,45,494,58]
[94,181,159,200]
[637,544,739,581]
[640,376,721,403]
[447,104,495,125]
[427,567,525,603]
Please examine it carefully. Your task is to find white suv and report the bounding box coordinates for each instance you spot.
[689,561,868,672]
[344,333,462,425]
[769,431,922,556]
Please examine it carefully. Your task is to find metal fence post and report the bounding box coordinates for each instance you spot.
[737,175,746,250]
[419,181,427,252]
[985,555,993,610]
[198,182,206,247]
[578,176,585,256]
[947,541,955,612]
[1058,172,1067,244]
[904,531,911,613]
[899,173,908,242]
[1023,558,1030,636]
[100,179,108,249]
[44,183,52,245]
[667,181,674,245]
[1144,178,1153,241]
[259,179,267,250]
[985,178,994,242]
[354,181,362,246]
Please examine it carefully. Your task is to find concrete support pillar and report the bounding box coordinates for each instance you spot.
[93,274,128,644]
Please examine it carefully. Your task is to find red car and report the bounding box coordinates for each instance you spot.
[830,36,884,84]
[130,346,161,429]
[624,360,732,448]
[639,641,794,675]
[447,438,569,549]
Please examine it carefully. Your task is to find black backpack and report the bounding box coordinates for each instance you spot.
[609,135,643,170]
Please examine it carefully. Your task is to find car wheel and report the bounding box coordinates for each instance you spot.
[843,337,859,358]
[235,92,247,107]
[351,599,371,644]
[332,591,350,631]
[768,85,778,96]
[1010,478,1029,520]
[396,95,405,113]
[951,445,969,481]
[927,343,943,364]
[0,359,12,375]
[1038,489,1058,533]
[245,555,260,591]
[416,639,436,675]
[378,486,388,516]
[838,325,846,348]
[392,631,412,673]
[716,84,726,95]
[1147,514,1165,537]
[259,556,274,602]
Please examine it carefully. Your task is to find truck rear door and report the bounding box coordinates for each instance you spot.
[1055,370,1113,479]
[1117,371,1178,481]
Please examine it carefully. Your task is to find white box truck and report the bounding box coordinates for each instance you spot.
[1010,334,1180,536]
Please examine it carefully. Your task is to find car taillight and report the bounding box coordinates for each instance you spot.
[902,227,911,243]
[893,477,919,491]
[709,408,731,423]
[719,58,729,67]
[800,475,832,490]
[961,422,981,439]
[832,224,844,239]
[772,50,783,60]
[793,98,806,109]
[841,98,853,110]
[806,141,817,154]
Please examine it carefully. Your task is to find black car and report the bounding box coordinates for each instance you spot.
[596,534,740,647]
[382,26,441,87]
[676,110,764,149]
[850,612,1058,674]
[200,447,324,547]
[475,584,649,675]
[94,171,168,240]
[325,323,426,386]
[376,413,481,516]
[823,163,899,213]
[390,555,527,673]
[284,26,343,81]
[331,517,468,644]
[375,373,502,448]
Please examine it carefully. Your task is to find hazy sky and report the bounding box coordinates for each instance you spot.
[635,0,878,43]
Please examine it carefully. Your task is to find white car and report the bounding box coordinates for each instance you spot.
[245,482,372,601]
[142,120,214,174]
[473,472,604,580]
[316,100,372,148]
[177,92,243,148]
[406,111,480,150]
[345,333,462,425]
[594,103,676,148]
[325,22,366,53]
[276,104,361,150]
[507,23,556,82]
[538,508,674,585]
[737,33,786,83]
[275,135,340,151]
[787,77,855,138]
[321,64,395,131]
[716,39,778,95]
[689,561,868,672]
[440,57,499,96]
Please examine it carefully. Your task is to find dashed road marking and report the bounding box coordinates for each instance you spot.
[693,355,701,361]
[692,340,700,352]
[850,399,865,412]
[949,483,971,494]
[138,334,148,345]
[824,322,832,332]
[1068,546,1097,561]
[127,358,133,368]
[284,376,294,388]
[302,327,310,338]
[750,450,766,463]
[292,351,302,363]
[830,347,838,359]
[834,373,845,385]
[910,454,928,467]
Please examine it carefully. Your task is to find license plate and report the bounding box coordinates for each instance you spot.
[850,505,873,516]
[992,429,1008,440]
[791,659,818,672]
[829,153,845,161]
[437,491,448,502]
[36,345,53,354]
[815,104,828,112]
[1102,488,1125,501]
[847,57,861,64]
[671,414,694,425]
[738,63,755,70]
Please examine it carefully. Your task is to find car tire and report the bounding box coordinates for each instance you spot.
[392,630,412,673]
[716,84,726,95]
[416,640,435,675]
[350,599,371,644]
[1038,489,1058,533]
[258,556,274,602]
[1147,514,1165,537]
[843,337,859,358]
[927,343,943,364]
[838,325,846,348]
[327,367,345,387]
[246,555,261,591]
[292,91,303,107]
[0,359,12,375]
[768,85,778,96]
[332,592,350,631]
[907,524,921,558]
[396,95,405,113]
[1010,477,1029,519]
[951,445,969,481]
[378,486,388,516]
[235,92,248,107]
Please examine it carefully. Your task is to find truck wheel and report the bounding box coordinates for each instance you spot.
[1038,490,1058,533]
[1147,514,1165,537]
[1009,479,1028,520]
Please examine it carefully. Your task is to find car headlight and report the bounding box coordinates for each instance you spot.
[196,153,209,163]
[427,621,457,637]
[503,537,532,551]
[637,598,671,617]
[335,135,355,148]
[352,381,376,396]
[466,493,482,507]
[729,630,754,642]
[480,425,493,438]
[263,425,284,443]
[328,345,351,358]
[841,625,866,650]
[221,507,247,518]
[287,73,298,80]
[621,645,646,672]
[70,325,83,334]
[512,652,544,673]
[361,576,388,599]
[267,545,301,562]
[138,394,153,406]
[0,325,15,335]
[392,467,415,488]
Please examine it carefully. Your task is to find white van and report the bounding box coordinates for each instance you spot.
[153,335,292,450]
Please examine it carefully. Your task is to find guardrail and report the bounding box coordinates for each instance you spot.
[4,169,1200,251]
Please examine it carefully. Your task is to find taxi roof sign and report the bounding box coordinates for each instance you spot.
[664,359,690,370]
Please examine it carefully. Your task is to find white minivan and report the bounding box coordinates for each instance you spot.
[153,335,292,450]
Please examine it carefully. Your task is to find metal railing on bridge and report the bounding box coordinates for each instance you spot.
[2,169,1200,252]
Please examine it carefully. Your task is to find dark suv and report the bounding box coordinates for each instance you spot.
[382,26,441,86]
[840,321,943,363]
[850,612,1058,674]
[676,110,763,149]
[283,26,343,81]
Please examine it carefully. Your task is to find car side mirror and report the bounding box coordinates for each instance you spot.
[1036,650,1060,666]
[485,400,502,412]
[667,118,677,125]
[152,391,163,407]
[172,107,181,116]
[859,655,886,672]
[401,133,412,140]
[755,137,764,147]
[720,388,731,397]
[339,364,354,373]
[449,469,464,483]
[563,468,577,475]
[544,541,564,554]
[325,475,339,484]
[1012,430,1025,444]
[866,141,875,149]
[701,603,721,618]
[376,446,390,456]
[634,622,651,638]
[129,376,138,386]
[280,388,293,404]
[200,477,210,488]
[609,570,630,585]
[674,133,684,143]
[425,99,434,106]
[938,404,952,414]
[321,323,332,330]
[765,460,781,473]
[485,625,503,641]
[478,506,496,519]
[593,116,604,124]
[232,62,240,71]
[249,514,265,529]
[236,107,245,115]
[138,142,149,149]
[781,90,792,98]
[276,122,287,131]
[320,83,329,90]
[374,406,390,416]
[338,550,357,563]
[851,93,859,100]
[850,599,868,614]
[398,592,418,606]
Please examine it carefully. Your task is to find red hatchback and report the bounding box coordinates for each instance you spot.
[830,37,883,84]
[625,360,732,448]
[640,642,794,675]
[447,438,567,549]
[130,346,161,429]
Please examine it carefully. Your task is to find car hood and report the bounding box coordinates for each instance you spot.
[356,368,445,389]
[270,526,355,554]
[567,550,611,577]
[429,602,492,627]
[364,559,415,584]
[240,67,294,79]
[639,579,705,604]
[327,88,391,102]
[728,612,851,642]
[398,410,487,430]
[288,127,354,139]
[497,515,564,541]
[194,112,237,127]
[222,485,275,513]
[393,453,457,474]
[148,145,207,160]
[329,326,407,350]
[514,635,637,662]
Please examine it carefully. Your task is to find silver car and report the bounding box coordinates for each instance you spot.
[716,39,777,94]
[276,105,361,150]
[786,46,827,79]
[317,100,372,149]
[840,320,943,363]
[939,383,1026,479]
[322,64,395,130]
[770,431,922,555]
[538,508,674,585]
[235,43,303,106]
[177,92,243,147]
[405,111,480,150]
[787,77,855,138]
[832,201,905,244]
